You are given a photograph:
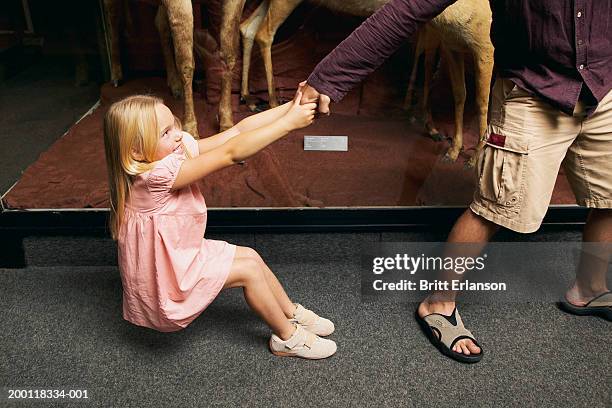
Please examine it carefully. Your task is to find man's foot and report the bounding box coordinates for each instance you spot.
[417,298,481,356]
[564,282,609,307]
[560,283,612,321]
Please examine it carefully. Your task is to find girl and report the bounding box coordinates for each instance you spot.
[103,90,336,359]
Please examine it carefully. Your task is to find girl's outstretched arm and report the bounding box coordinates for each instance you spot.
[197,96,294,154]
[172,93,316,190]
[233,100,292,133]
[232,82,305,133]
[196,126,241,154]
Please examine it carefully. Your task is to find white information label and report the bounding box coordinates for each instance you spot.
[303,135,348,151]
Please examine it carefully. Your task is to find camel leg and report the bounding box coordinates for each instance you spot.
[240,0,269,110]
[102,0,122,86]
[163,0,198,138]
[255,0,303,108]
[219,0,247,131]
[466,50,494,168]
[442,48,466,163]
[155,5,182,98]
[422,41,443,142]
[403,30,425,114]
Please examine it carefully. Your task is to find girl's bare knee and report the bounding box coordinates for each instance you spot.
[225,257,262,288]
[236,246,262,261]
[245,246,262,262]
[241,258,265,285]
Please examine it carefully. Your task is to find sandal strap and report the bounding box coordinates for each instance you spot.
[587,292,612,307]
[423,309,477,350]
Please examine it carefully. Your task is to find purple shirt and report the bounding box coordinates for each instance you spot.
[307,0,612,116]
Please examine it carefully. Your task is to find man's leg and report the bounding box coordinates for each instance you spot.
[565,209,612,306]
[561,88,612,307]
[417,209,499,355]
[417,78,580,358]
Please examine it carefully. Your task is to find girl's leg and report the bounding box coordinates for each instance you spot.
[234,246,296,318]
[223,255,295,340]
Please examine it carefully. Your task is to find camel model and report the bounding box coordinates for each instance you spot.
[102,0,199,138]
[218,0,386,130]
[404,26,443,142]
[220,0,493,167]
[404,1,494,167]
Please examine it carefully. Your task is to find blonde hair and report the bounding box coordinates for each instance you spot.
[103,94,187,240]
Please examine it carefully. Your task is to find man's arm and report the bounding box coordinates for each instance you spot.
[306,0,457,103]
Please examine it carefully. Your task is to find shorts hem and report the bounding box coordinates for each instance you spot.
[579,198,612,209]
[469,202,541,234]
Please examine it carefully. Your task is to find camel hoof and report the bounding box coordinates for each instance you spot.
[402,103,415,113]
[464,157,478,169]
[268,96,289,109]
[171,89,183,99]
[218,111,235,132]
[430,132,444,142]
[442,150,459,163]
[252,101,269,112]
[112,79,121,88]
[219,121,233,132]
[241,96,268,112]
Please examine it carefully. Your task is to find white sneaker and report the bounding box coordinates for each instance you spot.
[269,324,337,359]
[290,303,335,336]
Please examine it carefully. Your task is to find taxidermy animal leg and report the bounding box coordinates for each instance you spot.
[219,0,247,131]
[422,36,443,142]
[255,0,303,108]
[465,50,494,168]
[155,5,182,98]
[403,30,425,113]
[103,0,123,87]
[161,0,198,138]
[442,47,466,163]
[404,27,443,141]
[428,0,493,165]
[240,0,269,111]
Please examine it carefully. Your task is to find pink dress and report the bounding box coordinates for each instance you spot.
[117,132,236,332]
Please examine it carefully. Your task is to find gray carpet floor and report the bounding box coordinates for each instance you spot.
[1,232,610,407]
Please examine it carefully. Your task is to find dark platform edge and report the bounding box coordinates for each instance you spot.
[0,205,588,268]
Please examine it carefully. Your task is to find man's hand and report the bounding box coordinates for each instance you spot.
[297,81,331,115]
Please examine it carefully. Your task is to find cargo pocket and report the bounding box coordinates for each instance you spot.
[477,133,529,208]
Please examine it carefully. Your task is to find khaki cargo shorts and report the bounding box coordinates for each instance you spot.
[470,78,612,233]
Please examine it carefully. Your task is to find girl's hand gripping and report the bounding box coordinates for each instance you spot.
[280,91,317,131]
